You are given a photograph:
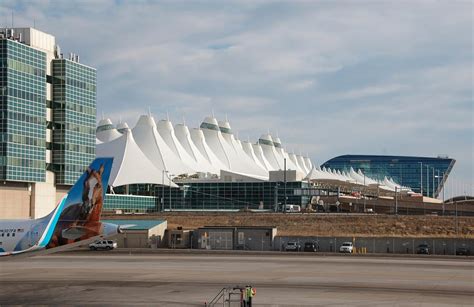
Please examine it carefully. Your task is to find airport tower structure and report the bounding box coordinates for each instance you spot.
[0,28,96,219]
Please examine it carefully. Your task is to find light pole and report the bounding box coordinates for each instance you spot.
[169,173,174,211]
[426,165,430,198]
[283,158,287,213]
[395,186,398,215]
[435,172,445,215]
[418,162,423,196]
[161,170,166,212]
[363,170,366,213]
[432,167,435,198]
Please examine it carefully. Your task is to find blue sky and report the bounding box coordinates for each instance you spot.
[2,0,472,196]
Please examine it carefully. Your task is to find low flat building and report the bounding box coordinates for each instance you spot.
[102,219,167,248]
[167,228,192,248]
[194,226,277,251]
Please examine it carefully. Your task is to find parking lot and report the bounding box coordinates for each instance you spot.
[1,252,472,306]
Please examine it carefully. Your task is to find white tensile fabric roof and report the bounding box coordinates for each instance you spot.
[132,115,194,176]
[305,166,412,193]
[252,143,273,171]
[175,123,220,174]
[156,119,204,174]
[96,129,177,187]
[96,118,122,143]
[190,128,228,172]
[97,115,315,185]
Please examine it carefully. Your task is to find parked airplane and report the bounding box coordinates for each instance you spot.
[0,157,121,257]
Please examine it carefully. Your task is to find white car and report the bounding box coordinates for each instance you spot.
[89,240,117,250]
[339,242,353,253]
[285,242,301,252]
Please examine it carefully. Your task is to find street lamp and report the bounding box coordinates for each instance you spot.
[283,158,287,213]
[418,162,423,196]
[168,173,174,211]
[426,165,430,198]
[434,172,444,215]
[362,170,366,213]
[161,170,167,212]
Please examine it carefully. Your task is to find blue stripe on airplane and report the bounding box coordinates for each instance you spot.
[38,196,68,248]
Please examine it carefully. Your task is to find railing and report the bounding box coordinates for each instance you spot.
[205,286,244,307]
[206,287,226,306]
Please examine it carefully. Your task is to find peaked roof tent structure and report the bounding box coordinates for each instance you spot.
[272,136,299,173]
[296,154,310,175]
[175,123,220,174]
[189,128,228,172]
[258,134,283,171]
[252,143,273,171]
[241,141,267,171]
[218,120,268,177]
[132,115,193,176]
[303,156,313,170]
[288,152,306,174]
[116,122,130,134]
[96,129,176,187]
[200,116,231,169]
[96,118,122,143]
[156,119,202,173]
[97,114,315,182]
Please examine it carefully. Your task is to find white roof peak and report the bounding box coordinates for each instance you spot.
[97,118,113,127]
[135,114,157,128]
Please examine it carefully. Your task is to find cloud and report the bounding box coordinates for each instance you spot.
[333,84,408,100]
[1,0,472,189]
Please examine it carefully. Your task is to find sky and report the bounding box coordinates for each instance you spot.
[1,0,472,196]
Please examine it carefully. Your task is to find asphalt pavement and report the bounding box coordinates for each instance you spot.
[0,252,472,306]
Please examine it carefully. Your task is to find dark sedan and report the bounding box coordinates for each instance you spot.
[416,244,430,255]
[303,242,318,252]
[456,247,471,256]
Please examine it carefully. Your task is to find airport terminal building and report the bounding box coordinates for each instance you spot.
[95,115,447,214]
[0,28,458,218]
[322,155,455,198]
[0,28,96,218]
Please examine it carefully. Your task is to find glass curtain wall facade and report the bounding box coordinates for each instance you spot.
[0,39,46,182]
[322,155,455,198]
[51,59,96,185]
[108,181,310,213]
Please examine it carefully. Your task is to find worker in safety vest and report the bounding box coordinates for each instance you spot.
[245,286,255,307]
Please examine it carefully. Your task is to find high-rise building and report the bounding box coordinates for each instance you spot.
[0,28,96,219]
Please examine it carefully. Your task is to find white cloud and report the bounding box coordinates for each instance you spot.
[1,0,472,186]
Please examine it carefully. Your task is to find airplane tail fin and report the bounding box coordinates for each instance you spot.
[36,157,114,249]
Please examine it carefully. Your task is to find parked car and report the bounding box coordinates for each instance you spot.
[285,242,301,252]
[339,242,353,253]
[456,247,471,256]
[284,204,301,213]
[416,243,430,254]
[303,242,318,252]
[89,240,117,251]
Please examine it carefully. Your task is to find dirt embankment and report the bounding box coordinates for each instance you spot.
[102,213,474,238]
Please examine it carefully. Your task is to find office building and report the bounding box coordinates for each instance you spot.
[0,28,96,218]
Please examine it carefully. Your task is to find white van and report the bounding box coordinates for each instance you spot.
[284,204,301,213]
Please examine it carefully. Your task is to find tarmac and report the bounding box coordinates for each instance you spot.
[0,252,472,306]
